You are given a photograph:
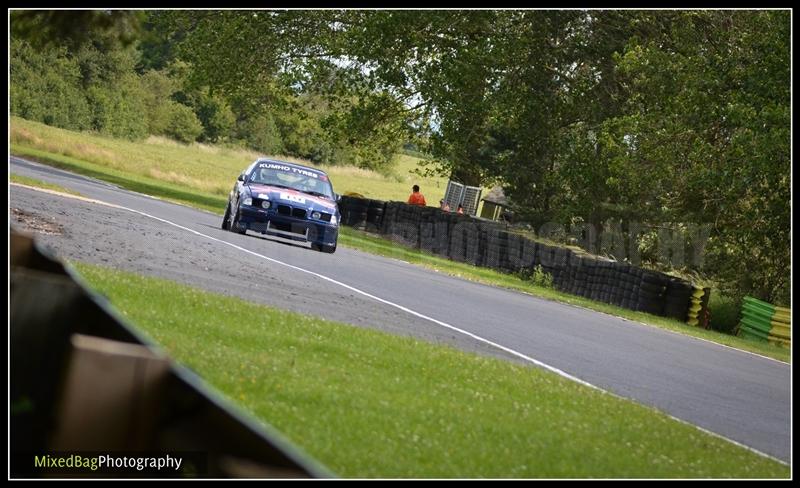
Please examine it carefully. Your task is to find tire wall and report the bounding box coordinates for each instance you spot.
[339,197,697,320]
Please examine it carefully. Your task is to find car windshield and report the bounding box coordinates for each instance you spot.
[248,165,334,200]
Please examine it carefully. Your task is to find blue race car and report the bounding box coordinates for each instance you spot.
[222,159,340,253]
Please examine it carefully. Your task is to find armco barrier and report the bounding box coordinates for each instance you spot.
[341,196,699,321]
[10,226,333,478]
[738,296,791,346]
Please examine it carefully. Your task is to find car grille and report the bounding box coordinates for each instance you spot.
[277,204,307,219]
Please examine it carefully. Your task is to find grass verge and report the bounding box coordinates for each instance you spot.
[10,173,84,197]
[71,261,789,478]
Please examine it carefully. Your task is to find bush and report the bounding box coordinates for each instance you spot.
[236,113,284,154]
[86,73,149,139]
[139,69,178,135]
[517,265,554,289]
[10,39,92,131]
[166,102,203,143]
[707,291,741,335]
[197,94,236,143]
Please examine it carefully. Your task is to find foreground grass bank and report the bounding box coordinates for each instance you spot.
[71,262,788,478]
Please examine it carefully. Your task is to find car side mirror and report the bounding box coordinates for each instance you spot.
[237,174,245,182]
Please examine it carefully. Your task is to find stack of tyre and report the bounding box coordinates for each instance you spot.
[592,260,626,308]
[483,227,511,271]
[618,265,642,311]
[637,271,669,315]
[448,214,480,264]
[380,201,402,236]
[339,195,369,229]
[662,279,694,321]
[686,286,711,327]
[338,196,697,321]
[565,255,591,298]
[419,207,450,256]
[365,199,386,230]
[594,260,617,303]
[538,245,570,290]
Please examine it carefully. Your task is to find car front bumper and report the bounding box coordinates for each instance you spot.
[238,205,338,246]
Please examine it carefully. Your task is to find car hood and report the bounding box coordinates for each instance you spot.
[247,184,338,212]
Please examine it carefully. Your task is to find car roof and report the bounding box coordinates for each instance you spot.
[252,158,329,177]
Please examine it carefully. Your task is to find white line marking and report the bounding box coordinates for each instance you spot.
[10,182,791,466]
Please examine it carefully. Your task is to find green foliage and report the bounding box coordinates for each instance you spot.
[85,73,149,140]
[274,100,334,164]
[194,92,236,143]
[607,11,790,305]
[139,69,179,135]
[10,39,92,130]
[11,10,144,51]
[707,292,741,336]
[235,113,284,155]
[165,103,203,143]
[322,11,789,305]
[516,265,554,289]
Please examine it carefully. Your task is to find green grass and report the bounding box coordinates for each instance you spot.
[69,262,788,478]
[11,116,788,362]
[338,228,790,363]
[10,173,84,196]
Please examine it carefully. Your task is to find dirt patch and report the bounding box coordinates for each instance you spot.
[10,207,64,236]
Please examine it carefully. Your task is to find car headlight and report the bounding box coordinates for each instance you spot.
[261,200,271,209]
[243,197,252,206]
[311,211,322,220]
[330,215,338,225]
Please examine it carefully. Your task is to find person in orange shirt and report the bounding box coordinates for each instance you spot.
[407,185,427,206]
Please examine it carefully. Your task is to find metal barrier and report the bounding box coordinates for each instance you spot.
[10,226,334,478]
[738,296,791,346]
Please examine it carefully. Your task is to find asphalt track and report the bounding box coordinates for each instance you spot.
[9,156,791,463]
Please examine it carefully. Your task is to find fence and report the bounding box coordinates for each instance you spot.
[339,196,704,322]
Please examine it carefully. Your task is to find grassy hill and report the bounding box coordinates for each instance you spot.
[10,116,449,207]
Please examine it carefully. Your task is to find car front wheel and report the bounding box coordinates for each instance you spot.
[312,243,336,254]
[221,202,231,230]
[229,204,246,234]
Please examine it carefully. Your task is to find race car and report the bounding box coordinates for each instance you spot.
[222,159,340,253]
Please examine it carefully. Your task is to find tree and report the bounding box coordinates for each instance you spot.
[602,11,790,303]
[11,10,144,51]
